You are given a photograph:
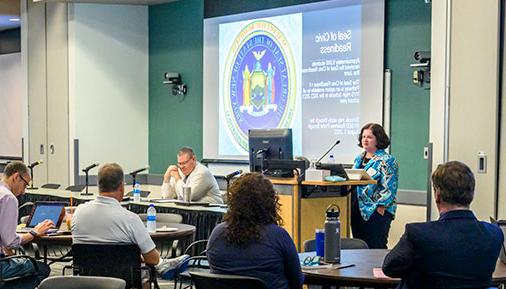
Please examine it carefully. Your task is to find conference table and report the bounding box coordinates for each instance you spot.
[21,187,226,249]
[32,223,196,264]
[302,249,506,288]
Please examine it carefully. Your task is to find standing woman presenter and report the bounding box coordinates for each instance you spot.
[351,123,399,249]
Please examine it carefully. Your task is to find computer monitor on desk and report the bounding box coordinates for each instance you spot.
[248,128,294,178]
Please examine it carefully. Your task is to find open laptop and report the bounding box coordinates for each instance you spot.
[490,216,506,264]
[17,201,66,233]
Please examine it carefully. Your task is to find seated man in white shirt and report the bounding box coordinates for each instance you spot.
[161,147,223,204]
[71,163,160,265]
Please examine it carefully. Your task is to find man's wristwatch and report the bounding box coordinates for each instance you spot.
[29,229,38,238]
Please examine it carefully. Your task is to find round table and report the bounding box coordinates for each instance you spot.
[33,223,196,263]
[303,249,506,288]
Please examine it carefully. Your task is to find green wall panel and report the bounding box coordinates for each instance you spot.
[149,0,204,173]
[149,0,432,192]
[385,0,431,190]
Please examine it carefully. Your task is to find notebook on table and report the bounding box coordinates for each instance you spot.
[17,201,66,233]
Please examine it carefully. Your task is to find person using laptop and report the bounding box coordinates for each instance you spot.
[382,161,504,289]
[161,146,223,204]
[0,161,54,289]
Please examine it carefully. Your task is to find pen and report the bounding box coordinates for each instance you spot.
[334,264,355,270]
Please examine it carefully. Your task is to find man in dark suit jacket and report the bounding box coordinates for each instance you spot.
[382,161,504,289]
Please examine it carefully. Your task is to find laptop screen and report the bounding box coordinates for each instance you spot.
[27,202,65,228]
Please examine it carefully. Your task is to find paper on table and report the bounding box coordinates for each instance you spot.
[156,226,178,232]
[302,264,334,270]
[373,268,392,279]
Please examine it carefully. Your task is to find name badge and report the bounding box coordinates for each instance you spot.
[366,167,377,177]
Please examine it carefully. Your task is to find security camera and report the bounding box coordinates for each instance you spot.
[163,72,181,84]
[414,51,431,63]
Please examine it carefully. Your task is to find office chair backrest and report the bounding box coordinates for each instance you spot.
[39,276,126,289]
[303,237,369,252]
[190,271,268,289]
[138,213,183,224]
[72,244,141,289]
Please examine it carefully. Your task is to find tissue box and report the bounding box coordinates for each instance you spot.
[305,168,331,181]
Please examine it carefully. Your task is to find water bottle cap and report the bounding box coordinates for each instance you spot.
[326,204,340,218]
[149,204,154,207]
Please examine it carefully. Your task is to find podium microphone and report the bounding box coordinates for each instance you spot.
[316,140,341,164]
[82,163,99,173]
[130,166,150,188]
[129,166,150,176]
[28,160,43,169]
[225,170,243,180]
[81,163,99,196]
[27,160,43,189]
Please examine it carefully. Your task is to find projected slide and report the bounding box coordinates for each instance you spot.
[204,0,384,162]
[218,5,360,156]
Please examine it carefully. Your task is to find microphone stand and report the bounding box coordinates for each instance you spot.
[29,166,37,190]
[81,169,93,196]
[130,173,138,189]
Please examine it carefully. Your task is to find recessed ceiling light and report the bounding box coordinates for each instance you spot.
[9,18,20,22]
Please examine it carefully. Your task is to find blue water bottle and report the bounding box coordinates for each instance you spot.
[146,204,157,232]
[315,229,325,257]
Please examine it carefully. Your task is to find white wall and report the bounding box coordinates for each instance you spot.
[0,53,22,158]
[430,0,500,221]
[388,204,426,248]
[68,4,149,174]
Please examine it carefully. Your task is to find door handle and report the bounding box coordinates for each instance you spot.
[49,144,55,155]
[40,144,45,155]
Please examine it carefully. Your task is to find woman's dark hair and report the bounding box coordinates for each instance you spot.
[357,123,390,149]
[224,172,282,246]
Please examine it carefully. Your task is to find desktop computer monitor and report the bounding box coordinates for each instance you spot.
[248,128,293,176]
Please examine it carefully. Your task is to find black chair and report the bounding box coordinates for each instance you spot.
[174,240,209,289]
[70,244,160,289]
[190,271,268,289]
[303,237,369,252]
[41,183,61,189]
[39,276,126,289]
[18,201,34,224]
[0,254,40,288]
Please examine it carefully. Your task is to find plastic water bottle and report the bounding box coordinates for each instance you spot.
[133,182,141,202]
[146,204,157,233]
[324,204,341,263]
[328,154,335,164]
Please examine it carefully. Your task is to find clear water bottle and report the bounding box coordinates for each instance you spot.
[328,154,335,164]
[146,204,157,233]
[133,182,141,202]
[324,204,341,263]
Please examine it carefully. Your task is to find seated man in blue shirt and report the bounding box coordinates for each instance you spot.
[382,161,504,289]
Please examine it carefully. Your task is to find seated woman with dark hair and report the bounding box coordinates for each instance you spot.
[206,173,303,289]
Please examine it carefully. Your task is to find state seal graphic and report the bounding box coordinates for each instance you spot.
[222,20,297,152]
